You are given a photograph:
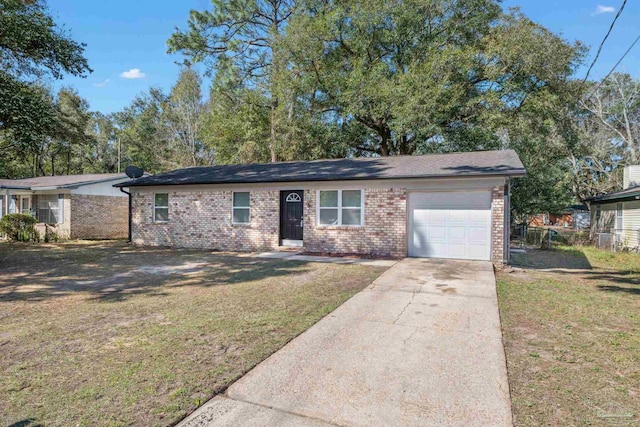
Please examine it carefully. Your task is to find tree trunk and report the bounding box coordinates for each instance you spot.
[270,99,278,163]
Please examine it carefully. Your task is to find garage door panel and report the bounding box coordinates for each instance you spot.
[469,245,489,259]
[448,243,467,258]
[428,210,447,223]
[409,191,492,261]
[429,226,446,240]
[469,210,490,225]
[469,226,489,242]
[449,226,466,241]
[448,210,467,223]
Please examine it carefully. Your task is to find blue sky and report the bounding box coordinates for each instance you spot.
[48,0,640,114]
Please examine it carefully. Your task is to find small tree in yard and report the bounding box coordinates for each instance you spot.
[0,213,39,242]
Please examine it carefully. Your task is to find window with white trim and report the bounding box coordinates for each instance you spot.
[20,196,31,214]
[154,193,169,222]
[232,192,250,224]
[38,194,63,224]
[318,190,363,226]
[616,202,623,231]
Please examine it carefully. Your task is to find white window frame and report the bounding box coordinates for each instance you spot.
[37,194,63,224]
[616,202,623,232]
[20,196,31,215]
[316,189,364,227]
[153,193,169,223]
[232,191,251,225]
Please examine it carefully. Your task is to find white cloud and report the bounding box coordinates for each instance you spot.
[593,5,615,15]
[119,68,146,79]
[93,78,110,88]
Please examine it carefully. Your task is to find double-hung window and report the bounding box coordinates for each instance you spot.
[154,193,169,222]
[232,192,250,224]
[318,190,363,226]
[38,194,63,224]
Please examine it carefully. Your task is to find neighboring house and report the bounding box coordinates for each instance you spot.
[587,165,640,250]
[529,205,590,229]
[0,173,132,240]
[115,150,525,263]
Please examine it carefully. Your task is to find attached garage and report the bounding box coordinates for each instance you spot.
[408,191,492,261]
[118,149,525,263]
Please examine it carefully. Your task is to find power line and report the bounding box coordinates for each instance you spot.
[581,0,628,86]
[585,32,640,97]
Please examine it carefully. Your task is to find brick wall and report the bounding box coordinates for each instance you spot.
[131,187,407,257]
[491,186,505,263]
[303,188,407,258]
[70,194,128,239]
[132,190,280,251]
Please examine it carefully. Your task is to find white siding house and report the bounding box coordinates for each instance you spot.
[589,166,640,250]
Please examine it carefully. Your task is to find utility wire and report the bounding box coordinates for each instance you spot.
[581,0,628,86]
[584,32,640,98]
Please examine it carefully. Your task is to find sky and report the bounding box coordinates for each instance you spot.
[47,0,640,114]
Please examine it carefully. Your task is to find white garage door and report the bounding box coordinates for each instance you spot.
[409,191,492,261]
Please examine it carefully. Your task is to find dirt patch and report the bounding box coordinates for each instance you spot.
[0,240,388,427]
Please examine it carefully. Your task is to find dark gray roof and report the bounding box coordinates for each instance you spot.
[115,150,525,188]
[587,186,640,203]
[0,173,129,190]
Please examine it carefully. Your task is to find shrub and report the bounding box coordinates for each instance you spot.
[0,213,39,242]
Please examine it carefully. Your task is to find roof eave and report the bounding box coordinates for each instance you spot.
[589,193,640,203]
[115,169,527,188]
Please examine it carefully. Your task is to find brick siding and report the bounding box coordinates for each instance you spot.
[131,190,280,251]
[491,186,505,263]
[303,188,407,258]
[132,187,407,257]
[131,185,505,261]
[70,194,128,239]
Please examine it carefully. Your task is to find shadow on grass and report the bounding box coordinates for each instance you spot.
[0,242,312,303]
[8,420,43,427]
[510,247,593,270]
[597,284,640,295]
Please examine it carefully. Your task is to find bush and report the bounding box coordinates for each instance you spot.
[0,213,39,242]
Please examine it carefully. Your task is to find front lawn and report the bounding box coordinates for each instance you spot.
[498,246,640,426]
[0,241,386,427]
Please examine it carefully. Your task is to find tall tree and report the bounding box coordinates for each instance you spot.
[113,88,171,174]
[283,2,583,156]
[163,68,210,166]
[569,73,640,202]
[0,0,91,167]
[167,0,297,162]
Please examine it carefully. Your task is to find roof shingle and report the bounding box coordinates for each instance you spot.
[115,150,525,188]
[0,173,128,190]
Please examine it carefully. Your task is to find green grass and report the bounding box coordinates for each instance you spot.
[0,241,387,427]
[498,246,640,426]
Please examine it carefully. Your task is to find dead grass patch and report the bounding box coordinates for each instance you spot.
[0,241,386,427]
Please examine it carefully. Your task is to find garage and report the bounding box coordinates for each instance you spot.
[408,191,492,261]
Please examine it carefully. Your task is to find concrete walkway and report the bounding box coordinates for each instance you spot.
[180,258,512,427]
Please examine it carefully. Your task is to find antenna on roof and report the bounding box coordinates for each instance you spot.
[125,166,144,179]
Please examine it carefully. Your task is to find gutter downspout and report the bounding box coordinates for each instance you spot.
[119,187,132,243]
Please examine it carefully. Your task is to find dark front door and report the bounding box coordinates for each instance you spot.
[280,190,304,241]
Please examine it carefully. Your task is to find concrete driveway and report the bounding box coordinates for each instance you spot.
[180,258,512,427]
